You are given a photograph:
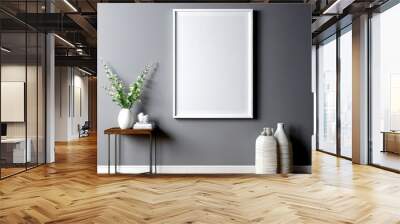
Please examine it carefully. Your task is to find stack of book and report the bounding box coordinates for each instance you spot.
[133,122,153,130]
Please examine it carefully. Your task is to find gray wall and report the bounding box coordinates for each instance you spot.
[55,67,89,141]
[97,3,312,170]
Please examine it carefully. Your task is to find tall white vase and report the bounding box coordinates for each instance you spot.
[274,123,292,174]
[255,127,278,174]
[118,108,133,129]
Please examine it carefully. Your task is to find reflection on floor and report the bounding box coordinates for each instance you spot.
[0,162,41,178]
[0,137,400,223]
[0,167,25,177]
[341,147,352,158]
[372,150,400,171]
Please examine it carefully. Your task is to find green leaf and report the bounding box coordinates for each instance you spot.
[102,62,154,109]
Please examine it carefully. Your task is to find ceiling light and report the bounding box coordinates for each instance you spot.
[323,0,341,14]
[63,0,78,12]
[78,67,92,76]
[76,48,85,55]
[1,47,11,53]
[322,0,354,15]
[54,34,75,48]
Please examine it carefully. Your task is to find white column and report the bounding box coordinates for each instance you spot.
[46,33,55,163]
[352,14,369,164]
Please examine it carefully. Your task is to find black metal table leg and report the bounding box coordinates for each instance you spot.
[382,133,386,152]
[154,134,157,174]
[118,135,121,174]
[150,134,153,174]
[115,135,117,174]
[105,129,156,176]
[108,134,110,174]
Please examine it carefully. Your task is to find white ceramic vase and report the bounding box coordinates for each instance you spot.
[118,108,133,129]
[255,127,278,174]
[274,123,292,174]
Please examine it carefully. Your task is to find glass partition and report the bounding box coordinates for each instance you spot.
[0,1,46,179]
[0,31,27,177]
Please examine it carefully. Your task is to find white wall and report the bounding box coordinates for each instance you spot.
[55,67,68,141]
[55,67,89,141]
[71,73,89,138]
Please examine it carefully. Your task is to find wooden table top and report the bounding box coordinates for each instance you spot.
[381,131,400,134]
[104,127,154,135]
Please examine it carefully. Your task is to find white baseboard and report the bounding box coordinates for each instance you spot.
[97,165,312,174]
[97,165,255,174]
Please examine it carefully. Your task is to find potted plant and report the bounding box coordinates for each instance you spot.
[103,62,153,129]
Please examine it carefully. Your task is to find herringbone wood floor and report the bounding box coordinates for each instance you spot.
[1,135,400,224]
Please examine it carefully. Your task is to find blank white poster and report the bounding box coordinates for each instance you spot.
[1,82,25,122]
[173,9,253,118]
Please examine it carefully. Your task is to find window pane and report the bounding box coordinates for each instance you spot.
[371,3,400,171]
[340,30,352,158]
[318,37,337,154]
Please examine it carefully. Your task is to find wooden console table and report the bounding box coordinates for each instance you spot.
[104,128,156,175]
[382,131,400,154]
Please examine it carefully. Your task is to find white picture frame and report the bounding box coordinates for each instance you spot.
[173,9,253,118]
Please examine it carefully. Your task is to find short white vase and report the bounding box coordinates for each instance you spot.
[255,127,278,174]
[118,108,133,129]
[274,123,292,174]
